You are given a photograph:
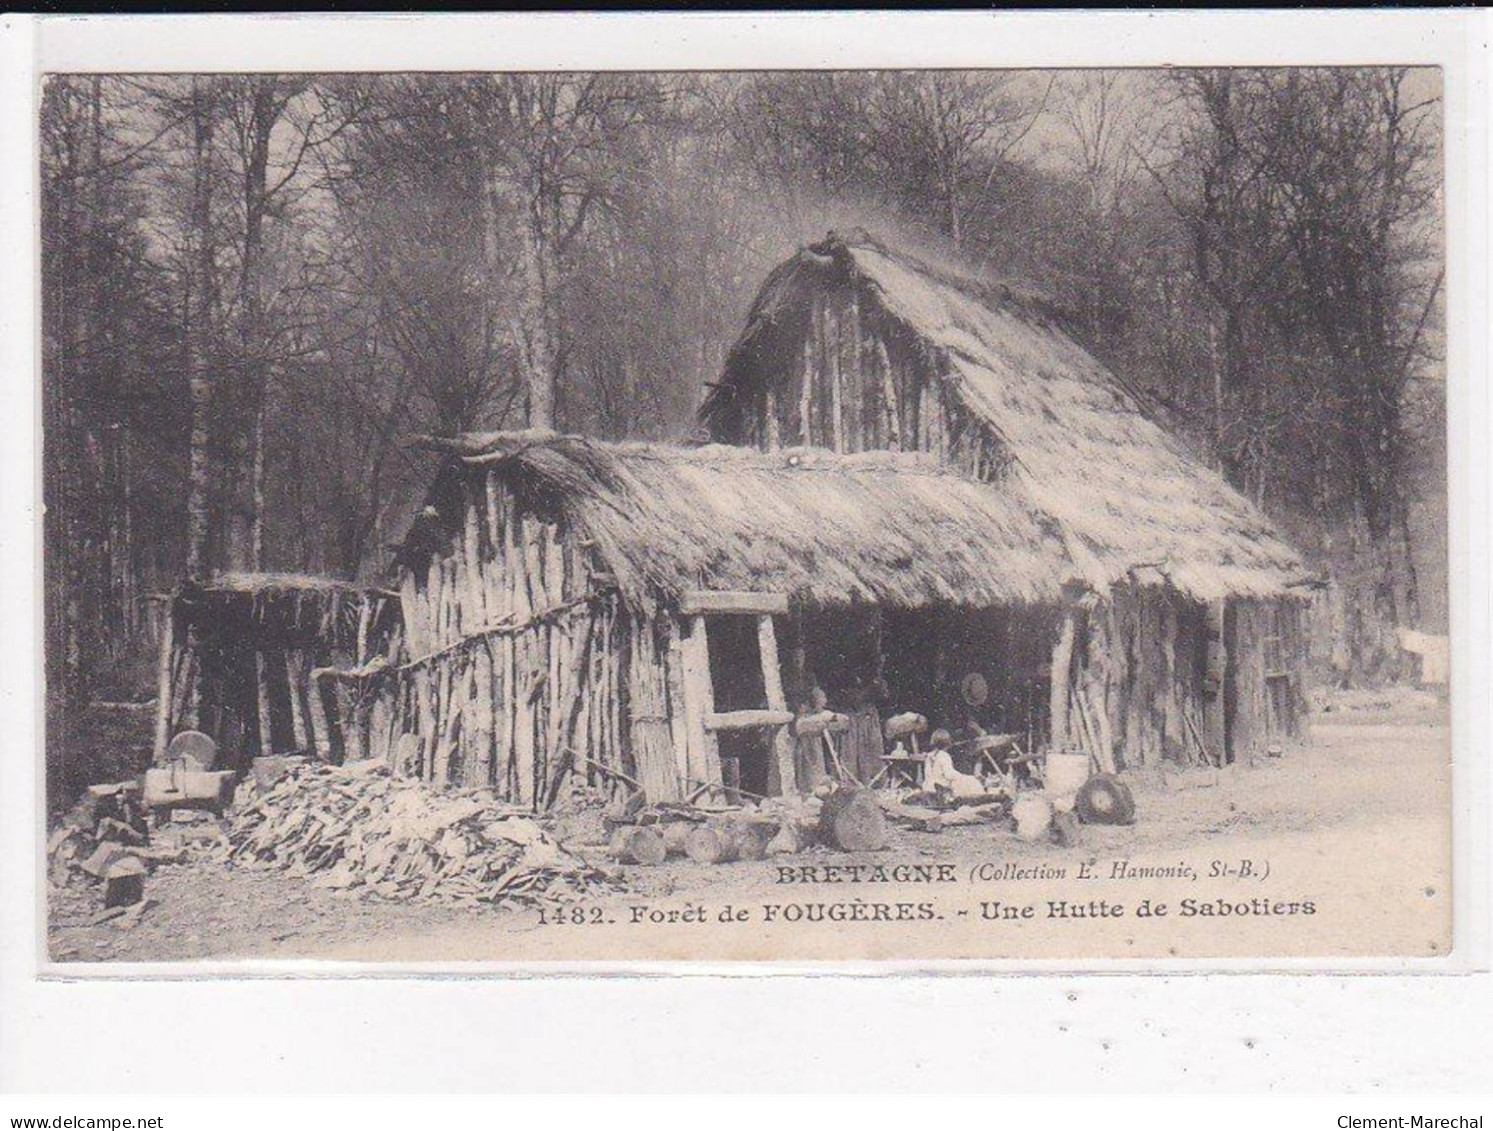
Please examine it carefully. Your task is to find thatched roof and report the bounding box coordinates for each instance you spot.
[410,432,1075,611]
[177,572,397,648]
[707,231,1311,601]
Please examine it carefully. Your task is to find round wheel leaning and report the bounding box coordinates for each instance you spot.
[166,729,218,771]
[1075,774,1136,826]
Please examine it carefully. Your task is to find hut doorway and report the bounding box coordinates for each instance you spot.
[677,592,797,799]
[705,615,773,798]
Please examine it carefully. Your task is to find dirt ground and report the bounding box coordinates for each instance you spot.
[46,686,1451,966]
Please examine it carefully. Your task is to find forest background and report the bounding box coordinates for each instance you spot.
[39,69,1447,793]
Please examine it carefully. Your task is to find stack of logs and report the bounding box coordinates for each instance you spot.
[603,786,889,866]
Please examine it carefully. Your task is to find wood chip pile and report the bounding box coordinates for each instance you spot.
[218,760,618,909]
[48,783,154,888]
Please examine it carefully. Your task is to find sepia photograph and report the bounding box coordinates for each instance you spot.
[36,58,1455,967]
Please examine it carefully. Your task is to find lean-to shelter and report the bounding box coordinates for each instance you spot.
[152,573,399,773]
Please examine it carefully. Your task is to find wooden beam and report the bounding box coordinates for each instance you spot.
[827,298,844,453]
[284,650,310,753]
[254,649,275,757]
[1049,611,1076,753]
[679,590,789,616]
[793,709,850,737]
[800,308,815,444]
[306,668,334,762]
[679,615,722,786]
[704,709,795,732]
[757,613,798,796]
[151,605,176,763]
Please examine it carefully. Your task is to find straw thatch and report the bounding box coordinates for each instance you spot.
[411,431,1074,611]
[179,572,395,650]
[706,230,1311,602]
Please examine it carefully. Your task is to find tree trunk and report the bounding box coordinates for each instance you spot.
[184,78,218,581]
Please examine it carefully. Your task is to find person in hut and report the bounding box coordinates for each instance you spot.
[792,683,832,791]
[842,675,887,786]
[923,728,985,800]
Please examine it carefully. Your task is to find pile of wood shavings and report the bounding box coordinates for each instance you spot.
[221,760,618,909]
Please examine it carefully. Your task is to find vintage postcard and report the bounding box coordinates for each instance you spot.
[36,38,1461,968]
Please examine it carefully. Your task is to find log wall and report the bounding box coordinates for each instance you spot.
[341,472,642,806]
[1064,586,1210,769]
[1227,597,1310,759]
[1061,586,1309,769]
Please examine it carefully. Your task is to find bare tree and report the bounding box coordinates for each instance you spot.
[872,72,1051,249]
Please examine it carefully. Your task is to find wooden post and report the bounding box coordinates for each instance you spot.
[827,300,844,453]
[254,649,276,757]
[764,384,781,451]
[846,290,863,451]
[664,618,693,785]
[284,651,310,753]
[1204,599,1229,763]
[679,615,722,787]
[799,319,814,445]
[1049,611,1076,753]
[306,668,334,762]
[355,595,373,666]
[756,614,797,796]
[152,602,176,763]
[877,338,901,451]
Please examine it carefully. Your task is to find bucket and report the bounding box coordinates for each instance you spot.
[1044,752,1092,811]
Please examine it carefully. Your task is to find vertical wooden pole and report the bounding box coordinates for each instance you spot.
[757,613,797,796]
[799,312,815,446]
[827,300,844,453]
[877,338,901,451]
[1204,598,1228,763]
[355,595,372,666]
[152,602,176,762]
[306,668,333,762]
[284,650,310,753]
[664,618,693,785]
[764,385,781,451]
[1049,611,1076,753]
[254,649,275,757]
[680,615,722,787]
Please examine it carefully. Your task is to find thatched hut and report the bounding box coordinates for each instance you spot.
[153,573,398,773]
[353,432,1080,804]
[703,230,1319,767]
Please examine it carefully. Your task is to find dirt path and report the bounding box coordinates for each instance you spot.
[47,696,1451,965]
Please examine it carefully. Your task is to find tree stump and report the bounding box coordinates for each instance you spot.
[816,788,888,852]
[683,824,736,865]
[611,825,667,866]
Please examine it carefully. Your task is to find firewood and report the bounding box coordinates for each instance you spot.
[726,819,778,862]
[613,825,667,866]
[661,821,695,856]
[81,842,130,879]
[766,820,811,855]
[816,787,888,853]
[683,824,735,865]
[103,857,146,908]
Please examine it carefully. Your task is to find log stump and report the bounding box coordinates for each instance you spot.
[816,788,888,852]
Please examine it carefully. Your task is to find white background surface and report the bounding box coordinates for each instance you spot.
[1,10,1489,1095]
